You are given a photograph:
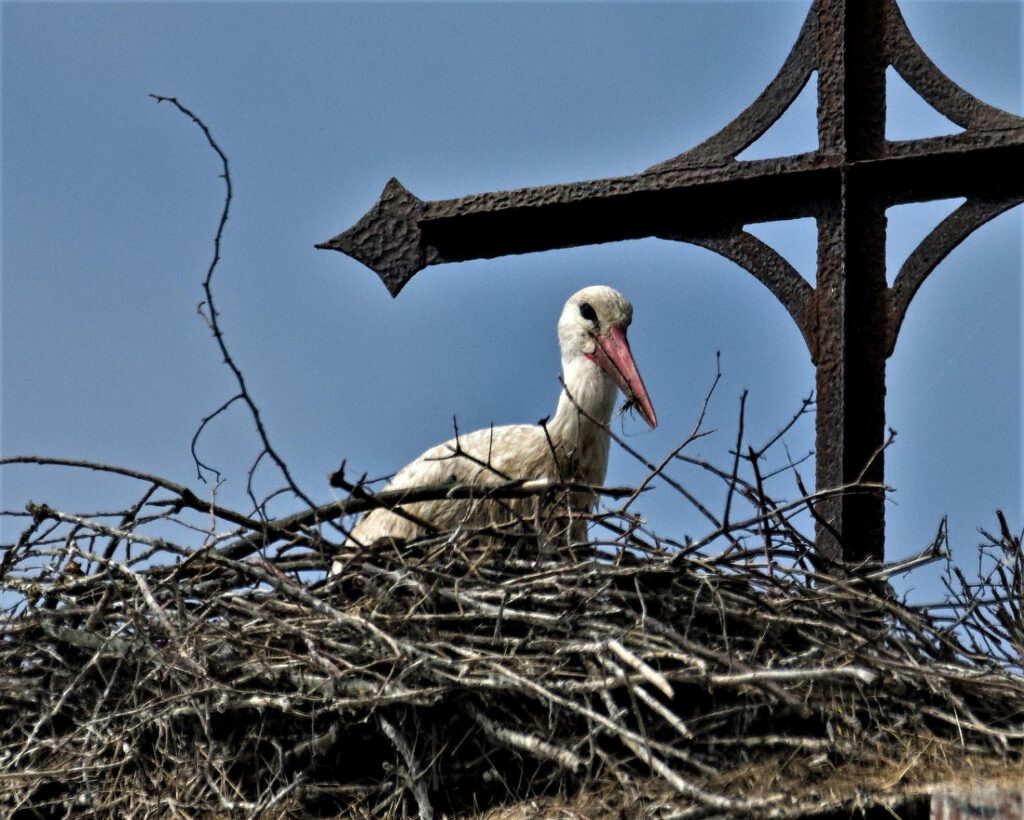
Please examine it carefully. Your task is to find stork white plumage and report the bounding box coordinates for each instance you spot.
[333,286,656,568]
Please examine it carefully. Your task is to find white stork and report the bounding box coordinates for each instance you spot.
[334,285,656,566]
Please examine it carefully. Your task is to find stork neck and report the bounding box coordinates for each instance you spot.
[547,355,617,482]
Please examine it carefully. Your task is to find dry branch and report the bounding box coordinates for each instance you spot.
[3,475,1024,818]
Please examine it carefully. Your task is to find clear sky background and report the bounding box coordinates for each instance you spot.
[2,1,1021,601]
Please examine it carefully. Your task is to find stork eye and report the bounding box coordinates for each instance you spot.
[579,302,598,324]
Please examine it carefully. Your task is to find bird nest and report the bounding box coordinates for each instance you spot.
[3,476,1024,819]
[5,98,1023,818]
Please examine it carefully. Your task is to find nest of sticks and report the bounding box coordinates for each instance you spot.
[3,465,1024,819]
[5,98,1023,818]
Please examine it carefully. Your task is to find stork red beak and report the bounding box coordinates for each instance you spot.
[587,325,658,429]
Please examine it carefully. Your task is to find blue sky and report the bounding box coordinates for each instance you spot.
[2,1,1021,598]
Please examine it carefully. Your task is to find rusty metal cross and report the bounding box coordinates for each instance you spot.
[319,0,1024,563]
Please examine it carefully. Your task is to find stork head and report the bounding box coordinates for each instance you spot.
[557,286,657,429]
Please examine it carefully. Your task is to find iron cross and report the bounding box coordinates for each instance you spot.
[319,0,1024,563]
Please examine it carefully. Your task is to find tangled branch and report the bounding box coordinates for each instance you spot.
[2,461,1024,818]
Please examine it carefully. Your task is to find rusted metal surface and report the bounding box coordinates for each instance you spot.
[684,230,816,355]
[889,197,1024,353]
[319,0,1024,563]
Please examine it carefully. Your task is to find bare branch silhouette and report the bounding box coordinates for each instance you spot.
[150,94,317,518]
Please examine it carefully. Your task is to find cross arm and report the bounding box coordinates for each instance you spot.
[318,129,1023,297]
[316,157,835,296]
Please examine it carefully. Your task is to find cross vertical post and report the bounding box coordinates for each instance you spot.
[812,0,890,561]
